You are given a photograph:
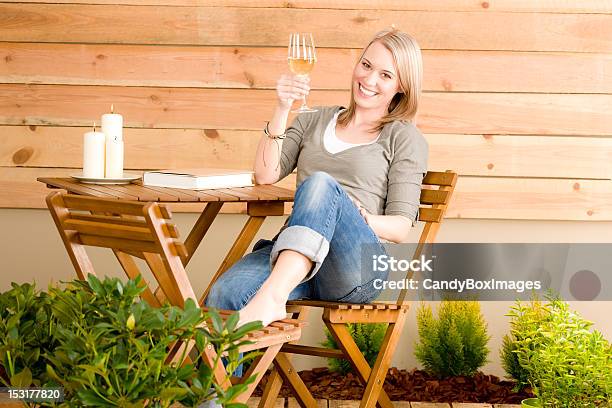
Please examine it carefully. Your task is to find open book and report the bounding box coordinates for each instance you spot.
[143,168,254,190]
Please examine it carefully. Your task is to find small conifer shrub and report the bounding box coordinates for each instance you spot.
[415,300,489,379]
[322,323,387,374]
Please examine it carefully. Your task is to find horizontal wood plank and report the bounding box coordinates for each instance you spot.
[3,43,611,94]
[3,126,610,179]
[449,176,612,221]
[4,0,612,14]
[3,0,612,13]
[7,167,612,220]
[1,5,611,52]
[2,85,611,136]
[424,133,612,179]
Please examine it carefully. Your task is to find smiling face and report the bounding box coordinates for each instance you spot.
[352,40,402,113]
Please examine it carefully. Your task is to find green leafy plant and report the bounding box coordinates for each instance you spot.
[0,275,262,408]
[0,282,60,389]
[509,295,611,407]
[500,296,550,391]
[414,300,489,379]
[322,323,387,374]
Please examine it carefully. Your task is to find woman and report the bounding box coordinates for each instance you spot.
[206,28,428,329]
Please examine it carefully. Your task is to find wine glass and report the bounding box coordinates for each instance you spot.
[288,32,317,113]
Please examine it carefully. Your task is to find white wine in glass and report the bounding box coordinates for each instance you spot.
[288,32,317,113]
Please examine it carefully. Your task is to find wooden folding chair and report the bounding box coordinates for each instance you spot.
[45,191,304,403]
[259,170,458,408]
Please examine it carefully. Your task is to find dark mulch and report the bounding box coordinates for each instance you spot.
[253,367,534,404]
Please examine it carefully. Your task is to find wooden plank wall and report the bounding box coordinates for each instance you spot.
[1,1,611,220]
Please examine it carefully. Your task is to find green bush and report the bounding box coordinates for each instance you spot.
[322,323,387,374]
[0,275,261,407]
[0,282,59,388]
[414,300,489,379]
[509,296,611,407]
[500,297,550,391]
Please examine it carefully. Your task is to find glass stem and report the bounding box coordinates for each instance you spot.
[300,74,308,109]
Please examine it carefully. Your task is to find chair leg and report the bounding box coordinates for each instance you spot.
[259,306,310,408]
[144,252,184,307]
[258,368,285,408]
[273,353,317,408]
[360,318,407,408]
[113,250,160,307]
[324,322,395,408]
[234,344,283,403]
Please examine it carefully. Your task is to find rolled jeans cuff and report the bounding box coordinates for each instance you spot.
[270,225,329,282]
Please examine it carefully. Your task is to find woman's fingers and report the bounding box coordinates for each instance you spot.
[278,88,308,98]
[276,74,310,108]
[277,75,310,93]
[278,79,310,91]
[278,92,304,102]
[350,196,370,222]
[277,85,309,97]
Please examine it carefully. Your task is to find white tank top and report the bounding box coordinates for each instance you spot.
[323,110,380,154]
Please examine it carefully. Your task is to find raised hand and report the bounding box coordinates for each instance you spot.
[276,74,310,111]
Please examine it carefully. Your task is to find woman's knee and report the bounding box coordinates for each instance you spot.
[300,171,338,190]
[296,172,342,204]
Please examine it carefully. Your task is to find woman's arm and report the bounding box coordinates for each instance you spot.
[363,213,412,243]
[254,75,310,184]
[253,104,290,184]
[374,127,428,241]
[352,200,412,243]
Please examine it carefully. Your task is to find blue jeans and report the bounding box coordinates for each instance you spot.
[206,171,388,308]
[205,172,388,374]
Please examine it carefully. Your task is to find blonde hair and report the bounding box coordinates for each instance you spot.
[337,28,423,133]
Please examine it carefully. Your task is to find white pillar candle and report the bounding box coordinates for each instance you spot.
[105,139,124,178]
[101,104,123,142]
[83,125,105,178]
[102,104,124,178]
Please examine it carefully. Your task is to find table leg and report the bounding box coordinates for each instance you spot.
[199,215,265,305]
[183,201,223,265]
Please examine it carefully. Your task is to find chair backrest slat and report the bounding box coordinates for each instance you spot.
[78,233,160,254]
[417,208,443,223]
[419,189,450,205]
[70,213,148,228]
[62,194,171,219]
[422,171,457,186]
[64,219,156,242]
[173,241,189,259]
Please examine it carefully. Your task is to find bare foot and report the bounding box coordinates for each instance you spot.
[237,292,287,328]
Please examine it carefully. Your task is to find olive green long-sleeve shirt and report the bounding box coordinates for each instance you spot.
[279,105,429,225]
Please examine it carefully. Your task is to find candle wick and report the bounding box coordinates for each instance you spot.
[93,121,96,132]
[111,103,114,114]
